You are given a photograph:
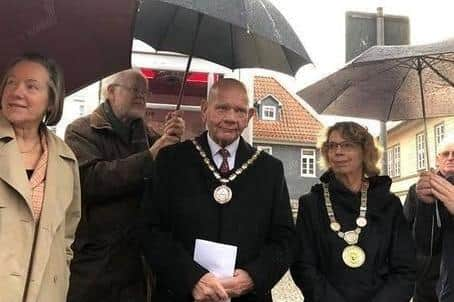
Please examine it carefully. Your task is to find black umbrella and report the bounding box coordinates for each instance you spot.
[134,0,312,108]
[298,38,454,165]
[0,0,138,93]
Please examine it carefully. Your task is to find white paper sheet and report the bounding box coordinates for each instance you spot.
[194,239,238,279]
[194,239,238,302]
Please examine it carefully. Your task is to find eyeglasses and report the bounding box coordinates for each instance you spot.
[112,83,149,97]
[439,150,454,158]
[326,141,358,151]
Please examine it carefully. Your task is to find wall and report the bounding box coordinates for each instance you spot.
[387,116,454,201]
[253,143,319,200]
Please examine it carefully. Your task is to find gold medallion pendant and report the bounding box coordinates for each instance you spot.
[342,245,366,268]
[213,184,232,204]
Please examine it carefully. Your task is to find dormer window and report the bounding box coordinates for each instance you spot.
[262,105,276,120]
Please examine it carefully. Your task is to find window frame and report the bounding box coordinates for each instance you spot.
[416,132,426,171]
[301,148,316,177]
[393,144,401,177]
[434,122,445,153]
[262,105,277,121]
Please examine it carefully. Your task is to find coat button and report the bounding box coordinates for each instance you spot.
[53,275,58,283]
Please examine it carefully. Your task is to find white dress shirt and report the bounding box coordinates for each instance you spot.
[207,133,240,171]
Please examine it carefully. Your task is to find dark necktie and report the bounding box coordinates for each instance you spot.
[218,148,230,174]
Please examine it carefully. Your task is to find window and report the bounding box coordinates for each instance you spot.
[257,145,272,155]
[394,145,400,177]
[435,122,445,152]
[74,99,85,117]
[386,145,400,177]
[79,104,85,116]
[416,133,426,170]
[387,148,394,176]
[262,105,276,120]
[301,149,316,177]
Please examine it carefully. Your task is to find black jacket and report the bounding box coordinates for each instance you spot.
[291,171,416,302]
[412,177,454,302]
[140,132,296,302]
[404,184,440,302]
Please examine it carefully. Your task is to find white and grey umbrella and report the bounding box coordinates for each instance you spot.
[298,38,454,166]
[299,38,454,122]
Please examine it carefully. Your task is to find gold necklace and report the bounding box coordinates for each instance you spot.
[322,181,369,268]
[192,139,261,204]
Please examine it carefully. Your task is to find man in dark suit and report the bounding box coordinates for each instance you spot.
[141,78,295,302]
[410,135,454,302]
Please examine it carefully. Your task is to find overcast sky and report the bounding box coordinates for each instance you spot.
[262,0,454,134]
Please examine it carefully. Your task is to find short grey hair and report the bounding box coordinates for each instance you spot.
[438,134,454,155]
[208,78,249,104]
[101,69,146,101]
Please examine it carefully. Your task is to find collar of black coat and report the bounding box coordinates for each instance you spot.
[312,170,394,212]
[195,131,256,170]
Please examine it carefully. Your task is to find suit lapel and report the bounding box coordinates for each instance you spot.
[234,136,255,169]
[195,133,219,188]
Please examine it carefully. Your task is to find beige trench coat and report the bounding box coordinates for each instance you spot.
[0,114,81,302]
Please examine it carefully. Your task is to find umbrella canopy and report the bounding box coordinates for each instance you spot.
[134,0,311,76]
[0,0,138,93]
[298,38,454,121]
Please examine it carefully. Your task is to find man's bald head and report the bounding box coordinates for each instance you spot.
[208,78,249,105]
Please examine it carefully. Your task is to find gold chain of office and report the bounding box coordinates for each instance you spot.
[192,139,262,204]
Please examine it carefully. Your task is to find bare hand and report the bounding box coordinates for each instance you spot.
[164,110,185,139]
[192,273,229,302]
[430,174,454,214]
[416,172,436,204]
[220,269,254,298]
[149,134,180,159]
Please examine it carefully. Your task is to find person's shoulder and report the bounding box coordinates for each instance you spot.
[298,183,323,207]
[66,114,91,133]
[256,149,283,169]
[156,138,196,161]
[368,175,404,211]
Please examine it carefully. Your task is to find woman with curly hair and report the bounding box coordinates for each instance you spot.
[291,121,416,302]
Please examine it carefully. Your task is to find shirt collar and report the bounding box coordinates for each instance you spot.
[207,133,240,158]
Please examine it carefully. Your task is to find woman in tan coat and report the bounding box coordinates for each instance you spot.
[0,53,81,302]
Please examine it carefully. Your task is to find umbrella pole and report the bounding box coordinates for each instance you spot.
[176,13,203,110]
[417,58,442,227]
[417,58,430,171]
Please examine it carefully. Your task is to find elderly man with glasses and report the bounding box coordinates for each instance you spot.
[404,134,454,302]
[65,69,185,302]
